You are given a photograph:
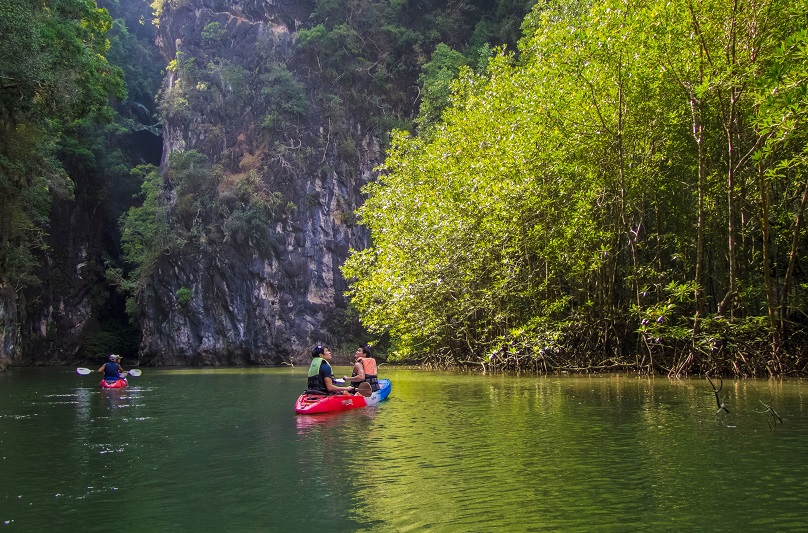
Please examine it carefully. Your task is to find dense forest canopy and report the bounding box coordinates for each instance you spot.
[343,0,808,376]
[2,0,807,376]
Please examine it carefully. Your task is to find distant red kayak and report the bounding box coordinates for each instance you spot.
[295,379,391,415]
[99,378,128,389]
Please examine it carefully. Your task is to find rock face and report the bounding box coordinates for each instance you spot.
[9,195,134,367]
[3,0,520,367]
[139,0,377,365]
[0,287,16,369]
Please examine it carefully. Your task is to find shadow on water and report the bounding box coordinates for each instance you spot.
[1,367,807,531]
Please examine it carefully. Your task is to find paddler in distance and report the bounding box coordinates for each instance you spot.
[98,354,125,384]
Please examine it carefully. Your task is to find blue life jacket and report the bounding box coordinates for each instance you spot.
[103,362,120,381]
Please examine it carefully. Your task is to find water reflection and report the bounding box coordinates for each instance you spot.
[295,411,347,433]
[295,406,380,434]
[1,368,807,531]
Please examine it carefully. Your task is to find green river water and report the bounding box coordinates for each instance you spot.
[1,367,807,532]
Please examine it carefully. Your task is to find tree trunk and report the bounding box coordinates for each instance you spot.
[758,163,781,368]
[781,178,808,330]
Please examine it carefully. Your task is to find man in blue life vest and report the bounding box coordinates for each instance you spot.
[98,354,125,383]
[307,346,357,395]
[343,345,380,392]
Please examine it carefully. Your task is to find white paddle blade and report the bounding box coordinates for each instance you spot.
[76,367,92,375]
[128,369,142,377]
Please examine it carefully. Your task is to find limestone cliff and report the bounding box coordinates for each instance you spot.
[140,0,378,364]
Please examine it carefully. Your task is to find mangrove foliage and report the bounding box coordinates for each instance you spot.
[343,0,808,377]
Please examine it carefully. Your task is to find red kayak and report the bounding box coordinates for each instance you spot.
[99,378,128,389]
[295,391,367,414]
[295,379,392,415]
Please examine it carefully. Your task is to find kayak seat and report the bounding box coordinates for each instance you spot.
[303,389,327,396]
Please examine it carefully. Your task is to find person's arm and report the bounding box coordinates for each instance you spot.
[344,362,365,383]
[324,376,356,394]
[98,365,105,373]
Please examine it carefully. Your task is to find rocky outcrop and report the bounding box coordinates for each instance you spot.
[140,0,378,365]
[0,286,16,370]
[11,197,125,366]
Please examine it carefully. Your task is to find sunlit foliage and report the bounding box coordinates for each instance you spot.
[344,0,808,376]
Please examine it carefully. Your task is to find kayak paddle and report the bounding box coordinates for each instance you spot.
[356,382,372,397]
[76,367,142,377]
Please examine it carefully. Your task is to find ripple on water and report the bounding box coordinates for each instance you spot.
[2,369,808,531]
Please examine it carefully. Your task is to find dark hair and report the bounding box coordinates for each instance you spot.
[311,345,325,358]
[360,345,373,358]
